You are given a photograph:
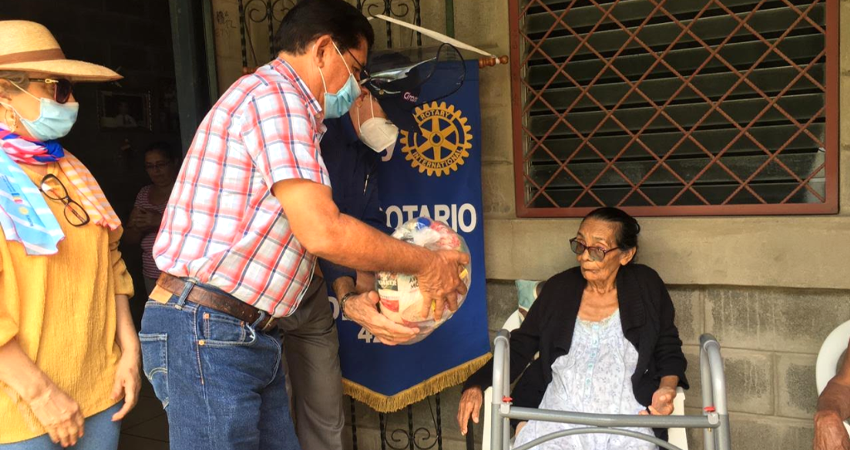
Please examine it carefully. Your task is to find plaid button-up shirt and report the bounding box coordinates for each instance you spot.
[153,59,330,317]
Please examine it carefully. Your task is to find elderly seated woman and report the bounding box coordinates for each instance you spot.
[457,207,688,449]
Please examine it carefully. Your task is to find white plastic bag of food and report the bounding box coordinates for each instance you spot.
[376,216,472,344]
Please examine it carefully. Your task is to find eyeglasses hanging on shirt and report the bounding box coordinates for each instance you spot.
[39,174,90,227]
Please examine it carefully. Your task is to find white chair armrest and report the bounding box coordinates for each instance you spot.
[668,386,689,450]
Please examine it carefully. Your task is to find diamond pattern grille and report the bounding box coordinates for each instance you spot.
[511,0,838,216]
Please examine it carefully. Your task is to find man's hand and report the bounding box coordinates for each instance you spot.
[344,291,419,345]
[416,250,470,321]
[814,411,850,450]
[457,387,483,436]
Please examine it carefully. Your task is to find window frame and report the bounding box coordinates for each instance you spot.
[509,0,840,218]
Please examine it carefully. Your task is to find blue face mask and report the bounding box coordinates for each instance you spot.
[318,42,361,119]
[2,82,79,142]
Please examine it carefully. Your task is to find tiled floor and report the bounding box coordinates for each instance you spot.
[118,379,169,450]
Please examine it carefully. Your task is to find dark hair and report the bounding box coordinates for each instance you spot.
[274,0,374,55]
[144,141,177,161]
[583,207,641,258]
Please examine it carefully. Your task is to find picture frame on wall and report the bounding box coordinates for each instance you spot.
[154,78,180,134]
[97,90,152,131]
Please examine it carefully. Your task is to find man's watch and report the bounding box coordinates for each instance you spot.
[339,291,357,319]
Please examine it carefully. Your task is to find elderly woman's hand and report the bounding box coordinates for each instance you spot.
[109,348,141,422]
[639,385,676,416]
[27,382,85,447]
[457,387,483,435]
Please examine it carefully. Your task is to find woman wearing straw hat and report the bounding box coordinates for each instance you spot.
[0,21,139,449]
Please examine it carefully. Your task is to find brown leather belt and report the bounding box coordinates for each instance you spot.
[156,273,279,332]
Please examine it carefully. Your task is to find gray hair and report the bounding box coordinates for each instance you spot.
[0,71,30,92]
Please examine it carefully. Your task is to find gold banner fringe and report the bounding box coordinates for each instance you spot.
[343,353,492,413]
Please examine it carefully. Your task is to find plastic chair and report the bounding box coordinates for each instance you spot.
[479,310,689,450]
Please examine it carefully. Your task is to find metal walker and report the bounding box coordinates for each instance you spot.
[489,331,732,450]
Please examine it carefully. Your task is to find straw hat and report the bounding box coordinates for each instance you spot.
[0,21,121,82]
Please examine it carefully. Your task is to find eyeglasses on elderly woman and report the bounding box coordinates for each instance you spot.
[569,237,620,262]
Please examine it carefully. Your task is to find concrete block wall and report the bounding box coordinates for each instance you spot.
[681,286,850,450]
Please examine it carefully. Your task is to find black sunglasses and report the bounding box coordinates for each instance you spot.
[30,78,74,104]
[39,174,90,227]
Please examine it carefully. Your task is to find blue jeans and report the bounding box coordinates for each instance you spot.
[0,402,121,449]
[139,281,300,450]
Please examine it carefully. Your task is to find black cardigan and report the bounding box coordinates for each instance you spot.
[464,264,689,441]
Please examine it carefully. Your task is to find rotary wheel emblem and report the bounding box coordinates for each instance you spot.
[400,101,472,177]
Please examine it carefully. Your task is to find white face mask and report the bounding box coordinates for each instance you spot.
[357,95,399,154]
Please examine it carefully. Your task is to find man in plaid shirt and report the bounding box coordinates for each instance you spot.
[139,1,468,449]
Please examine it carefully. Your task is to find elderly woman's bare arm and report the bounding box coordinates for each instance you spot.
[0,338,85,446]
[109,294,141,422]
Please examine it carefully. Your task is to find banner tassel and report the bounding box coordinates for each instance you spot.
[343,353,492,413]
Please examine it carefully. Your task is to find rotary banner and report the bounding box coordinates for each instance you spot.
[335,61,491,412]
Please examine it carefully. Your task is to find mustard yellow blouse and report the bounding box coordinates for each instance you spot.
[0,163,134,444]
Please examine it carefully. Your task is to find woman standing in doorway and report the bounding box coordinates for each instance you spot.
[0,21,139,449]
[123,142,178,295]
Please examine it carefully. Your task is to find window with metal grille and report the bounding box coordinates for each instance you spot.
[509,0,838,217]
